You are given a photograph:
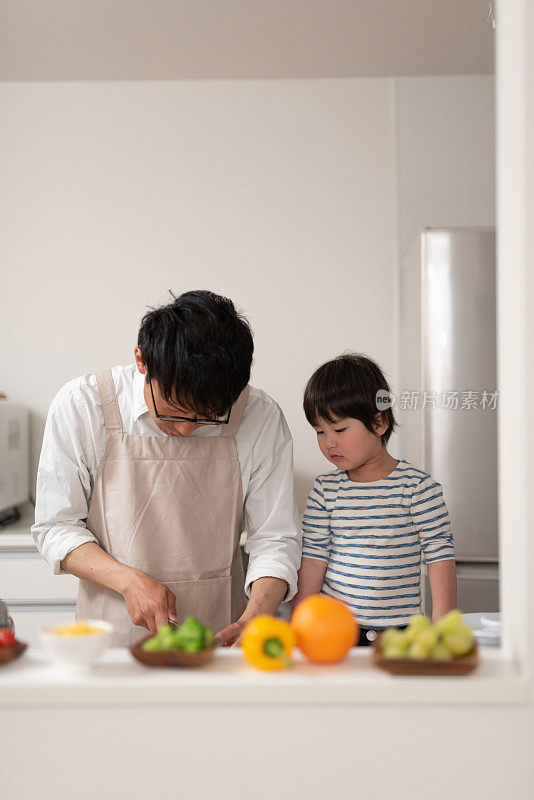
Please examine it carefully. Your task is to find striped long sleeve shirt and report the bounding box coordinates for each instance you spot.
[301,459,455,628]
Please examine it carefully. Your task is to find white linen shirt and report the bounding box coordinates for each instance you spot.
[32,364,301,601]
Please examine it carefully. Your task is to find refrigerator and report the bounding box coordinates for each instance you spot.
[401,228,499,615]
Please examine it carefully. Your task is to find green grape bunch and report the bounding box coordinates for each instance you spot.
[379,610,474,661]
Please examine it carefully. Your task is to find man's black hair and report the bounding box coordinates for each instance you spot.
[137,290,253,417]
[303,353,397,445]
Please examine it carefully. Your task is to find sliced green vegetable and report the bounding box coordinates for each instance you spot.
[141,616,214,652]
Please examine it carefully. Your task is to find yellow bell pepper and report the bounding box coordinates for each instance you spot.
[241,615,295,671]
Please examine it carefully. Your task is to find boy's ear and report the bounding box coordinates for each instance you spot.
[372,412,389,437]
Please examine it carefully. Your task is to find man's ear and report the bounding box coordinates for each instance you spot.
[134,346,147,375]
[372,412,389,437]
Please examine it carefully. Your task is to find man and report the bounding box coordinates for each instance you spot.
[32,290,301,646]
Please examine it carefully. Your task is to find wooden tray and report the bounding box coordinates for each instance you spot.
[372,635,479,676]
[130,637,218,668]
[0,640,28,666]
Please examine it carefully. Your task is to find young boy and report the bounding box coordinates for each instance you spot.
[293,353,457,646]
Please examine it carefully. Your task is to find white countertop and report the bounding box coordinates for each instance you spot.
[0,646,527,707]
[0,505,35,549]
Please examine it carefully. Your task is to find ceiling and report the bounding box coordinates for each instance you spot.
[0,0,495,81]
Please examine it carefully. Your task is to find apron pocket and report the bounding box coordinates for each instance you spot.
[129,574,246,645]
[197,574,238,634]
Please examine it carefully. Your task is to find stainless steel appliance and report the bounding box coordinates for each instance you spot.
[0,398,29,520]
[401,228,498,614]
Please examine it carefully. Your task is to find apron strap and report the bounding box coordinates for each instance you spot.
[95,370,123,433]
[221,385,250,438]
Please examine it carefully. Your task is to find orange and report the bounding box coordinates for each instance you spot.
[291,594,358,664]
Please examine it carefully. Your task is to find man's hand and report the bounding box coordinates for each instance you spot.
[121,570,178,635]
[215,616,248,647]
[61,542,178,636]
[215,576,289,647]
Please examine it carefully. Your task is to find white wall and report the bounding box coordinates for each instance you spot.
[1,78,396,509]
[0,76,495,512]
[396,75,495,257]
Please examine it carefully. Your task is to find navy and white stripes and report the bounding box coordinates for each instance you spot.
[301,460,455,628]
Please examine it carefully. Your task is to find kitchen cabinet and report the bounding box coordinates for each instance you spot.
[0,505,78,644]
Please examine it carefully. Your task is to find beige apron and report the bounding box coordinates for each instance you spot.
[76,370,249,647]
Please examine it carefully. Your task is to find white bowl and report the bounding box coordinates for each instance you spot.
[39,619,113,672]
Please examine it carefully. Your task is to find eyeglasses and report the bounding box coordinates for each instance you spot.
[148,375,231,425]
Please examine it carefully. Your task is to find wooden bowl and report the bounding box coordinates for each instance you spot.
[130,636,218,668]
[0,640,28,666]
[372,634,479,676]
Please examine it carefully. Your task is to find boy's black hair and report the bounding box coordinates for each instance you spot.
[303,353,397,445]
[137,290,253,417]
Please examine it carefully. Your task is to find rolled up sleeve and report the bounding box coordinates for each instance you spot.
[242,405,301,603]
[410,476,455,564]
[31,386,99,575]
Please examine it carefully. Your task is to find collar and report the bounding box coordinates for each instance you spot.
[133,367,150,422]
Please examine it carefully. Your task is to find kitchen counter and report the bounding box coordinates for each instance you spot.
[0,645,526,707]
[2,645,528,800]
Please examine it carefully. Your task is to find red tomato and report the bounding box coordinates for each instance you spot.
[0,628,16,647]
